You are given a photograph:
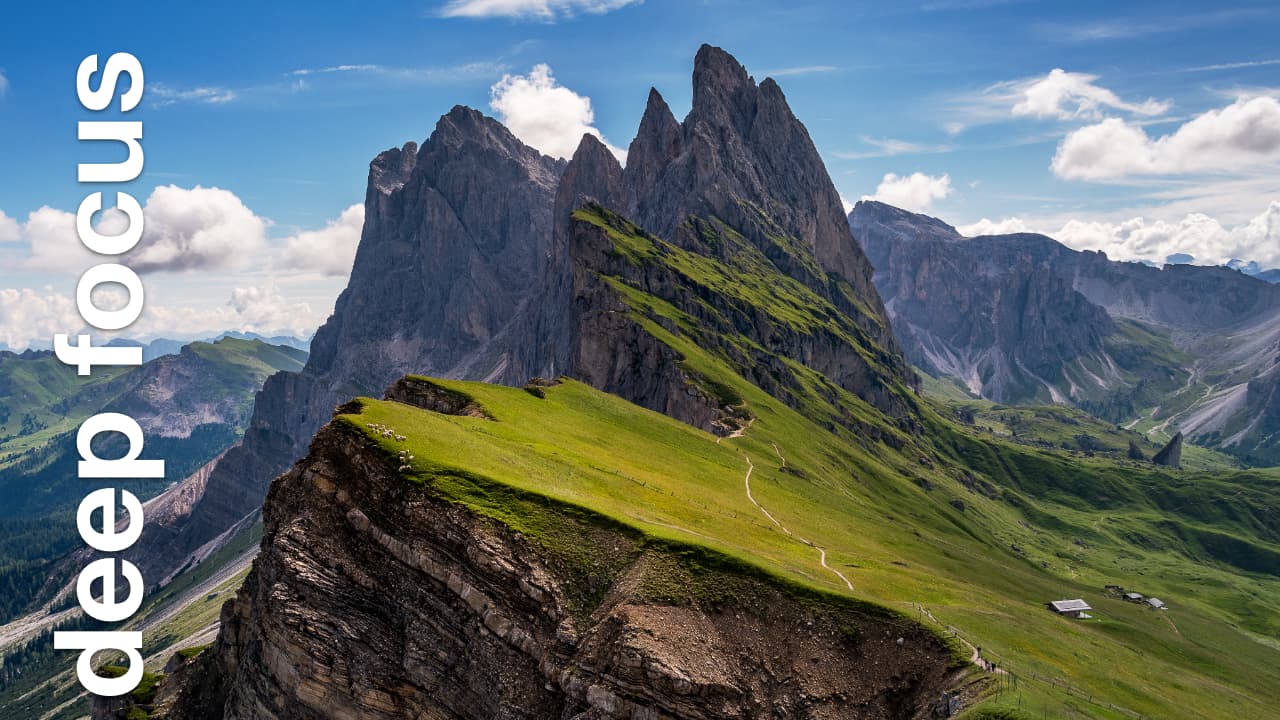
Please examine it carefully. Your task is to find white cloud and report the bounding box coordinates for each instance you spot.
[862,172,953,212]
[0,282,325,351]
[280,204,365,276]
[0,210,20,243]
[8,189,369,279]
[0,288,83,351]
[942,68,1168,134]
[1012,68,1169,121]
[0,70,8,98]
[839,194,855,215]
[1052,95,1280,180]
[489,64,625,162]
[957,202,1280,269]
[128,185,268,272]
[150,84,237,106]
[22,206,98,271]
[284,62,508,84]
[958,216,1032,236]
[439,0,640,20]
[287,64,380,76]
[1053,203,1280,268]
[1180,58,1280,73]
[222,283,317,333]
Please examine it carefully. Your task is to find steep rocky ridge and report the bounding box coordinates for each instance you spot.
[106,107,568,588]
[111,45,919,595]
[621,47,914,416]
[851,200,1280,461]
[148,379,962,720]
[853,201,1120,402]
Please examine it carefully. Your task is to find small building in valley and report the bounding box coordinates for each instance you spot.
[1048,599,1093,618]
[1146,597,1167,610]
[1124,592,1145,603]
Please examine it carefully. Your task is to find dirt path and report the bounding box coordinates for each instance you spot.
[735,443,854,591]
[918,605,1007,675]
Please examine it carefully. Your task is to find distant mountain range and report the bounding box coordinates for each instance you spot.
[0,337,306,628]
[104,331,313,362]
[851,200,1280,465]
[1226,259,1280,284]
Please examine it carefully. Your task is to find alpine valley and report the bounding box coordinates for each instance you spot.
[2,46,1278,720]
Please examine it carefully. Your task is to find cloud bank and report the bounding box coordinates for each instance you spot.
[0,210,20,243]
[1052,95,1280,179]
[960,201,1280,269]
[280,204,365,276]
[1012,69,1169,121]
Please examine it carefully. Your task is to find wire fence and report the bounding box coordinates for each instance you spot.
[912,603,1148,720]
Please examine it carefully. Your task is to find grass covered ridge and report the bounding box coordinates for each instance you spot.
[325,204,1278,719]
[341,372,1280,720]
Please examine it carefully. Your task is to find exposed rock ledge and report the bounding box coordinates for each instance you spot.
[151,399,964,719]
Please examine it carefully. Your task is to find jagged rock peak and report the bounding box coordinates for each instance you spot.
[692,44,755,121]
[369,141,418,195]
[1153,432,1183,469]
[624,45,879,287]
[425,105,565,184]
[638,87,679,142]
[624,88,682,216]
[557,133,625,218]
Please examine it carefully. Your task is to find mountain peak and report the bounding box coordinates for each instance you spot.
[557,133,625,223]
[849,200,961,244]
[625,88,682,219]
[369,142,418,195]
[693,44,752,90]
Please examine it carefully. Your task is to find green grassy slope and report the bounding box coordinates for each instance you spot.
[932,396,1242,473]
[326,206,1280,719]
[346,372,1278,720]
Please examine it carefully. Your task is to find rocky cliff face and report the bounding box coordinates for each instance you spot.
[621,48,913,410]
[115,107,568,586]
[1152,431,1183,468]
[150,394,957,720]
[849,200,1280,462]
[851,200,1124,404]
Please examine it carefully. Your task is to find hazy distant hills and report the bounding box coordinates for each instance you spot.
[103,331,313,362]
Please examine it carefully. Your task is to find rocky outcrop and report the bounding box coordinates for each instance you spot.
[1153,432,1183,468]
[111,107,568,587]
[155,410,959,720]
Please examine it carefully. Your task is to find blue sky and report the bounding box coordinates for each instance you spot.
[1,0,1278,348]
